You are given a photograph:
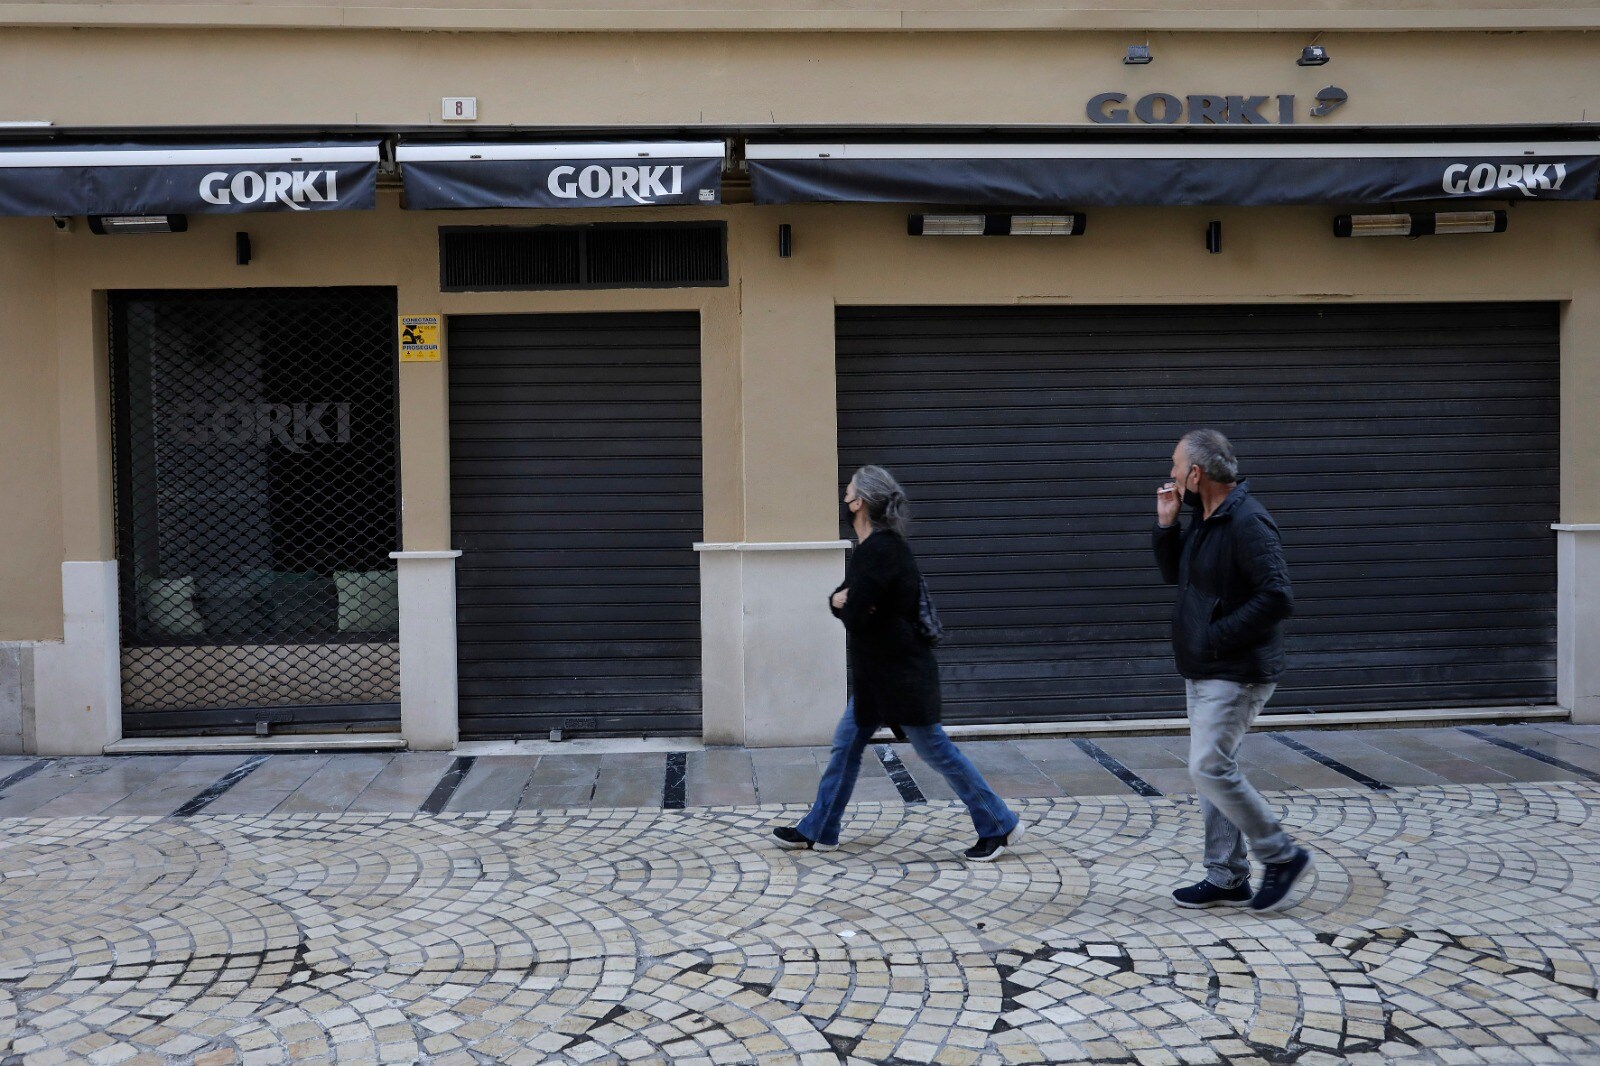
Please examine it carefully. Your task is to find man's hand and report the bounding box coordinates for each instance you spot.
[1157,482,1181,527]
[831,588,849,610]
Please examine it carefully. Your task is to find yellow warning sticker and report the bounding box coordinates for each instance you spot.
[399,315,441,362]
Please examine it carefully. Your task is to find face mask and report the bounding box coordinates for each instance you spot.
[1180,469,1202,508]
[842,500,858,525]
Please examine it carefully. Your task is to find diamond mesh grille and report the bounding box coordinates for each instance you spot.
[110,288,401,734]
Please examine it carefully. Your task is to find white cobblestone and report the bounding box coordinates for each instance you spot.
[1,783,1599,1062]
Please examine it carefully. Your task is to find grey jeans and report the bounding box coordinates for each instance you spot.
[1186,678,1296,888]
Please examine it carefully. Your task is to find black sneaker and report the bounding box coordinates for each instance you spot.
[1251,846,1314,913]
[1172,879,1252,909]
[965,819,1025,862]
[771,826,837,852]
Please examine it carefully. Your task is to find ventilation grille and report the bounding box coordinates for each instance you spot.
[440,223,727,291]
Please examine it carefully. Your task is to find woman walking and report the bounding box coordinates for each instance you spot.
[773,466,1025,861]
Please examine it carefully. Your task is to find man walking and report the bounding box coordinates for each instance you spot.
[1154,429,1313,913]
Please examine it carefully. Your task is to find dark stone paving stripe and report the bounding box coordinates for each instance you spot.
[874,745,927,805]
[171,755,272,817]
[0,759,50,797]
[663,752,687,810]
[1268,733,1393,792]
[420,756,478,814]
[1071,739,1161,798]
[1460,727,1600,784]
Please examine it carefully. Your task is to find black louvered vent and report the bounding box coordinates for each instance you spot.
[440,223,726,291]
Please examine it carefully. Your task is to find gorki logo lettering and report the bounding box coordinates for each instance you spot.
[1443,161,1569,198]
[176,403,352,453]
[198,170,341,211]
[547,164,685,204]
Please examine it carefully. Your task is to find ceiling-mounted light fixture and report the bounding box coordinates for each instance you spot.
[1124,44,1153,65]
[87,214,187,235]
[1298,44,1330,66]
[1332,211,1507,238]
[909,213,1087,237]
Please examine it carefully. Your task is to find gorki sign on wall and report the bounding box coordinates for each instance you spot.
[1089,86,1349,124]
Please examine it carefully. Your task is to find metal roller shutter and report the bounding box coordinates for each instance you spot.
[450,312,702,738]
[836,303,1559,725]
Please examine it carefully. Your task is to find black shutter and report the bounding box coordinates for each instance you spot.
[837,303,1559,724]
[450,312,703,738]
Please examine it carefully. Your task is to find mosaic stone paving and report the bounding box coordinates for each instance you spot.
[3,782,1600,1065]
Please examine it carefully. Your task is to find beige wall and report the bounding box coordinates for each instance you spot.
[5,194,1597,643]
[1564,300,1600,525]
[2,28,1599,128]
[0,220,63,640]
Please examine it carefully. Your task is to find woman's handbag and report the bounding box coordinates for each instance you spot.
[914,575,945,646]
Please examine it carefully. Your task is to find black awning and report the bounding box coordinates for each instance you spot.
[0,142,380,217]
[397,141,724,209]
[747,141,1600,207]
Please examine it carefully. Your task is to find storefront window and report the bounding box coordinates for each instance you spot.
[110,288,400,733]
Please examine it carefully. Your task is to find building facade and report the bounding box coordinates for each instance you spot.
[1,2,1598,754]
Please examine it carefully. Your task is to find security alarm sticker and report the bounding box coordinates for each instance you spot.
[399,315,442,362]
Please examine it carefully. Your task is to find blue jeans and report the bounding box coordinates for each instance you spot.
[797,702,1019,847]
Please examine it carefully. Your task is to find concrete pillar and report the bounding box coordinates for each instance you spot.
[699,209,850,746]
[697,541,849,747]
[1556,525,1600,723]
[390,551,462,750]
[33,561,121,755]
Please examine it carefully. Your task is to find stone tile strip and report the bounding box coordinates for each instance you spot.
[875,744,928,804]
[0,757,49,797]
[1072,738,1161,797]
[170,753,272,817]
[1460,727,1600,783]
[1269,732,1394,791]
[420,756,478,814]
[663,751,686,809]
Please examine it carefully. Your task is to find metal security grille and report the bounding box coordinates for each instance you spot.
[111,288,401,736]
[440,224,727,292]
[838,303,1559,725]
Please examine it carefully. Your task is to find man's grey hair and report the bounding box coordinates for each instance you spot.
[1180,429,1240,484]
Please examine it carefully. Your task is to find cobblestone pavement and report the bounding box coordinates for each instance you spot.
[3,725,1600,1064]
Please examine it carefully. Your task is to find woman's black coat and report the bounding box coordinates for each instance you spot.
[831,530,942,729]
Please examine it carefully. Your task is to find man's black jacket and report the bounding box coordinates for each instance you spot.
[1152,481,1294,683]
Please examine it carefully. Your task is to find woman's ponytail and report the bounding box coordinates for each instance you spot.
[851,466,912,538]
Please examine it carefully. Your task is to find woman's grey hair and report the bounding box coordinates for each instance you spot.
[1180,429,1240,484]
[850,465,911,537]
